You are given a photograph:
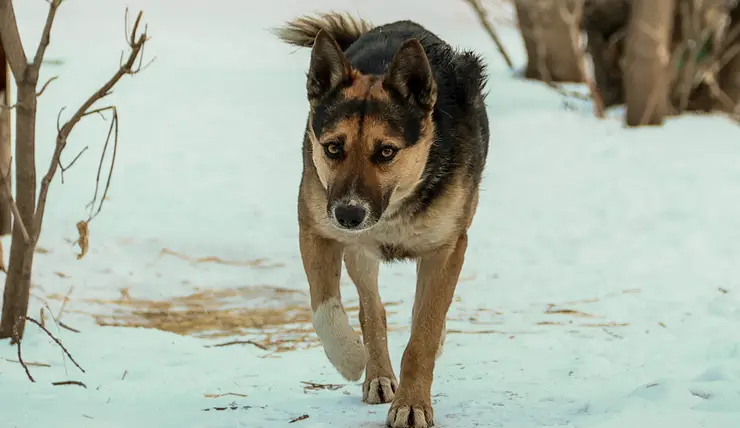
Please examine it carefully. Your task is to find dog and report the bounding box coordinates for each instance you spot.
[273,12,490,428]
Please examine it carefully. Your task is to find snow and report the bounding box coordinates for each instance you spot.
[1,0,740,427]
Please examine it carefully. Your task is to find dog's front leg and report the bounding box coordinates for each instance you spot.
[344,247,397,404]
[299,227,367,381]
[387,233,468,428]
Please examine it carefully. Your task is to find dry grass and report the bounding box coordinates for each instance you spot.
[46,285,402,353]
[158,247,284,269]
[39,266,635,354]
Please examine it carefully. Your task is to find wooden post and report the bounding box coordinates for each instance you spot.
[716,3,740,115]
[582,0,633,107]
[623,0,677,126]
[0,38,11,237]
[514,0,585,83]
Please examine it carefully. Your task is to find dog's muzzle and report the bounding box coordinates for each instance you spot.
[333,202,367,230]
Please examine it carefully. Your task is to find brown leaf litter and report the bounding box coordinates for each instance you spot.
[159,248,284,269]
[203,392,248,399]
[47,285,401,353]
[75,220,89,260]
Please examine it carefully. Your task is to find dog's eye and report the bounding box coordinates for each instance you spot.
[324,142,344,159]
[378,146,398,161]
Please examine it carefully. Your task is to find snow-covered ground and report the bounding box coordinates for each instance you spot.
[1,0,740,427]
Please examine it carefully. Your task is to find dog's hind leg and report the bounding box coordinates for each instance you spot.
[299,228,367,381]
[344,247,397,404]
[387,233,468,428]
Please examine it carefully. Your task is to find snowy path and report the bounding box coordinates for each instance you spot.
[1,0,740,427]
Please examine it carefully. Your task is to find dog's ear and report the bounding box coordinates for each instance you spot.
[384,39,437,111]
[307,30,351,104]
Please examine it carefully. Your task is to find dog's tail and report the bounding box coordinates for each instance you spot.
[271,12,374,51]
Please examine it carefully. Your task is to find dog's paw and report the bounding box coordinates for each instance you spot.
[386,398,434,428]
[312,298,367,381]
[362,376,397,404]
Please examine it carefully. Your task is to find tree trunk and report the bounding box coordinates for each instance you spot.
[623,0,677,126]
[0,41,11,236]
[515,0,585,82]
[716,2,740,114]
[582,0,633,107]
[0,81,38,341]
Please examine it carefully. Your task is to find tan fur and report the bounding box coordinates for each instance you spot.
[309,114,433,213]
[299,228,367,381]
[300,140,474,427]
[271,12,373,49]
[297,36,478,428]
[386,233,467,428]
[344,247,397,403]
[342,71,390,100]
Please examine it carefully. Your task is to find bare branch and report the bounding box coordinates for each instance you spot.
[464,0,514,69]
[13,318,35,382]
[36,75,59,97]
[32,10,151,244]
[205,340,269,350]
[58,322,80,333]
[87,108,118,222]
[82,106,115,120]
[56,284,74,322]
[25,316,85,374]
[56,106,67,132]
[59,145,89,184]
[52,380,87,388]
[31,0,62,71]
[0,0,29,80]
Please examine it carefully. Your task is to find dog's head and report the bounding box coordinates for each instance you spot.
[305,30,437,232]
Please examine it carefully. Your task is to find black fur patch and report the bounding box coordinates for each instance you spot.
[379,243,415,262]
[304,19,490,217]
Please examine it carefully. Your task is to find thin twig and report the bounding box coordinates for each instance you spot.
[4,358,51,368]
[603,327,623,339]
[58,322,80,333]
[205,340,268,350]
[31,9,150,244]
[31,0,62,71]
[289,415,309,423]
[59,146,89,184]
[56,285,74,322]
[463,0,515,69]
[25,316,85,374]
[36,75,58,97]
[86,108,118,222]
[13,318,35,382]
[52,380,87,388]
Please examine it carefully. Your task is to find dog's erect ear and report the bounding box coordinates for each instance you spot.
[383,39,437,111]
[307,30,351,104]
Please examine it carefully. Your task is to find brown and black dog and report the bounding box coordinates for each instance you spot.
[273,12,490,428]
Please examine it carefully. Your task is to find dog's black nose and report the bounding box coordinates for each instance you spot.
[334,204,366,229]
